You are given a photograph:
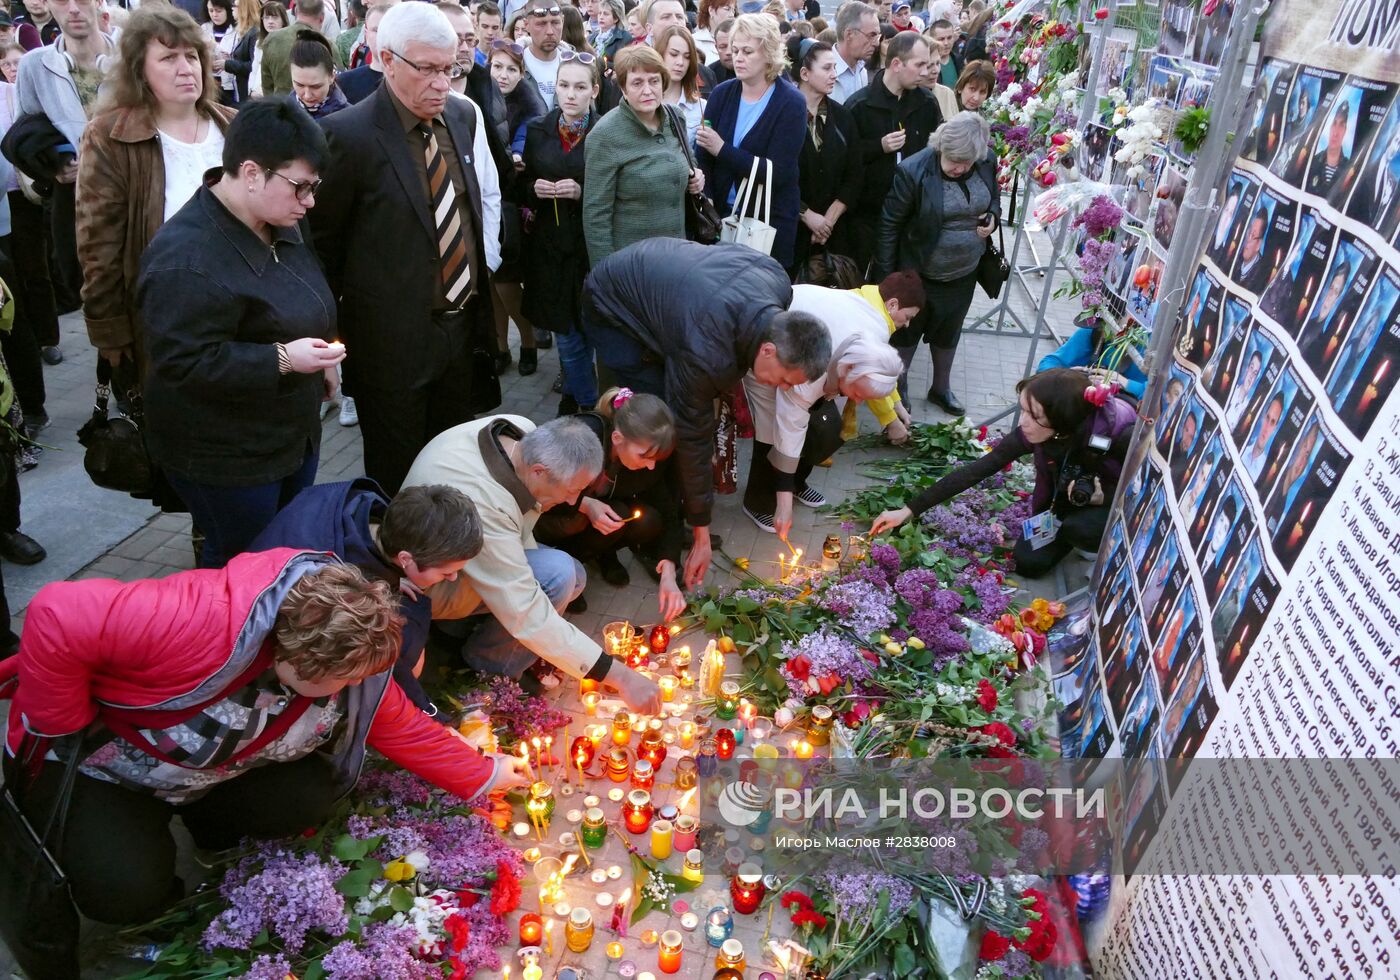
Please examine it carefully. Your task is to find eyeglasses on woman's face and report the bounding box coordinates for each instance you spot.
[265,168,322,202]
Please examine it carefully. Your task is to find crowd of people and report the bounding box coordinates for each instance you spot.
[0,0,1143,962]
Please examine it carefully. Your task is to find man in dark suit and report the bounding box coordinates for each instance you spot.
[312,1,503,494]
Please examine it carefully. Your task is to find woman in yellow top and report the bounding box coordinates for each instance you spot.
[837,271,925,444]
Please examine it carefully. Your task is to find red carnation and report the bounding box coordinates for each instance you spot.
[976,679,999,713]
[489,860,521,916]
[1093,7,1108,17]
[790,908,829,930]
[781,890,815,912]
[979,722,1017,759]
[787,654,812,682]
[979,930,1012,960]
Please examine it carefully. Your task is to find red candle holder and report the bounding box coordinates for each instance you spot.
[623,789,654,834]
[631,758,656,791]
[649,624,671,654]
[571,736,596,769]
[519,911,543,946]
[715,728,736,760]
[730,864,765,914]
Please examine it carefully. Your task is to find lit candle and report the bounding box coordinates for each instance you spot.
[1287,501,1313,549]
[623,789,654,834]
[613,712,633,746]
[544,919,554,956]
[681,848,704,883]
[519,912,543,946]
[651,818,674,859]
[517,743,535,783]
[730,863,766,914]
[326,340,345,355]
[623,508,645,522]
[658,676,677,702]
[715,728,736,760]
[586,724,608,748]
[1360,360,1389,413]
[583,692,601,716]
[794,739,814,760]
[679,721,696,749]
[581,678,600,695]
[658,930,684,974]
[523,966,543,980]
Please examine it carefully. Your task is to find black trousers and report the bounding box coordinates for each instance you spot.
[911,270,979,349]
[0,452,17,650]
[16,752,342,925]
[534,497,662,561]
[48,182,82,316]
[1011,505,1110,578]
[0,237,48,417]
[6,191,61,349]
[743,398,844,512]
[352,306,480,494]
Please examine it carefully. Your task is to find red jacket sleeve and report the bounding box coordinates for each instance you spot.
[366,681,498,801]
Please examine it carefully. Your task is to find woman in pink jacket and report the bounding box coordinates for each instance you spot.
[0,548,529,930]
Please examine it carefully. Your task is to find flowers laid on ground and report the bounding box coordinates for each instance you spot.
[829,418,1000,523]
[120,726,537,979]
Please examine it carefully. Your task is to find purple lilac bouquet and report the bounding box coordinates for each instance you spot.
[1071,194,1125,239]
[320,924,441,980]
[814,864,917,927]
[894,568,970,666]
[820,578,897,638]
[779,628,877,694]
[203,851,349,955]
[485,675,570,740]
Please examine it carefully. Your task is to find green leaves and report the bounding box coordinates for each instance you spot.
[333,861,383,898]
[330,833,381,863]
[388,886,416,913]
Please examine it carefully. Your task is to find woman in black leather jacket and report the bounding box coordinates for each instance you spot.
[874,110,1000,416]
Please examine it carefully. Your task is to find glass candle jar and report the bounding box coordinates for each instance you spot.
[582,692,600,716]
[673,755,698,790]
[671,647,691,677]
[679,721,696,749]
[657,804,679,823]
[650,819,673,860]
[605,748,631,783]
[716,938,746,971]
[696,739,718,777]
[623,789,654,834]
[529,782,555,821]
[806,705,834,747]
[715,729,736,760]
[674,815,699,851]
[586,724,609,748]
[580,678,601,695]
[658,676,677,702]
[704,906,733,947]
[570,736,596,770]
[715,680,740,720]
[612,712,633,746]
[658,930,684,974]
[519,911,543,946]
[721,847,746,876]
[581,807,608,849]
[565,907,594,953]
[631,758,655,792]
[649,624,672,654]
[712,971,744,980]
[822,534,842,560]
[682,848,705,883]
[730,864,765,914]
[638,723,667,768]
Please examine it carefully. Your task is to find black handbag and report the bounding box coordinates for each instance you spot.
[977,216,1010,299]
[795,250,864,289]
[76,357,154,495]
[664,105,722,245]
[0,738,84,980]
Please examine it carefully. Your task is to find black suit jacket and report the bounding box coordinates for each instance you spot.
[310,84,498,393]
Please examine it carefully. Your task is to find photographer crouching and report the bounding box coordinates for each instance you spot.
[870,368,1138,577]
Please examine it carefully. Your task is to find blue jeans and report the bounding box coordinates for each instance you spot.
[555,328,598,407]
[461,546,587,677]
[580,307,666,397]
[166,452,318,568]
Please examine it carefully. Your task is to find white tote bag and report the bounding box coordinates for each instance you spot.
[720,156,777,256]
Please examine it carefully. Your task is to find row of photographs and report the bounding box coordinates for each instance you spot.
[1082,55,1218,177]
[1242,59,1400,241]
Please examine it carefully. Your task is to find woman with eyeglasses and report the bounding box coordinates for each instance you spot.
[654,24,705,147]
[246,1,288,97]
[522,51,599,415]
[76,5,237,388]
[136,99,343,568]
[787,34,860,277]
[583,44,703,263]
[489,37,548,375]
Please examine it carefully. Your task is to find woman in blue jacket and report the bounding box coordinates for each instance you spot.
[695,13,806,267]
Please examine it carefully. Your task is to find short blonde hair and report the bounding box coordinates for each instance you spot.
[729,12,786,82]
[274,564,404,682]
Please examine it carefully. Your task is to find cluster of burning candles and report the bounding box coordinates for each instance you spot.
[502,619,835,978]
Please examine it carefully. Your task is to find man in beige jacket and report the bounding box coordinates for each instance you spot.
[404,414,661,714]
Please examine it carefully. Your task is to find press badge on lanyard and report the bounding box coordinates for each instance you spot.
[1021,512,1060,550]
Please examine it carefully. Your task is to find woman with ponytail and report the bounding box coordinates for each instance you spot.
[533,387,687,620]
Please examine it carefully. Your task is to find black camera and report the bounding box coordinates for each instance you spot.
[1060,462,1097,507]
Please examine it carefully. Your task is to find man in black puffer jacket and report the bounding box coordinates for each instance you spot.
[581,239,830,591]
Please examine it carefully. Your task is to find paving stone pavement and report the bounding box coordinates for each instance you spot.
[1,249,1090,977]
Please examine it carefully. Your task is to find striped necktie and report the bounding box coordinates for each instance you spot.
[420,123,471,307]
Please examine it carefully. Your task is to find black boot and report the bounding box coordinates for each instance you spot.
[926,347,964,415]
[596,552,630,587]
[519,347,537,376]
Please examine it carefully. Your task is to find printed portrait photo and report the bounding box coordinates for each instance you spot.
[1345,96,1400,240]
[1325,264,1399,433]
[1259,206,1333,331]
[1242,59,1294,167]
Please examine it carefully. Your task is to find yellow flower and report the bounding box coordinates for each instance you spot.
[907,636,926,650]
[383,858,416,882]
[735,557,750,570]
[1031,598,1050,613]
[884,641,904,657]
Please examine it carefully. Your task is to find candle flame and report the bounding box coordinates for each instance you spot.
[618,887,632,905]
[560,853,578,877]
[677,787,697,810]
[1373,360,1390,384]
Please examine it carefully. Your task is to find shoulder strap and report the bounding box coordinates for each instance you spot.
[735,155,760,219]
[663,104,698,172]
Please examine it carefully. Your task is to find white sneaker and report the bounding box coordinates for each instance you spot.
[339,396,359,427]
